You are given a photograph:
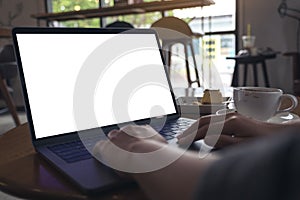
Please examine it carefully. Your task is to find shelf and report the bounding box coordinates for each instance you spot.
[0,28,12,38]
[31,0,214,22]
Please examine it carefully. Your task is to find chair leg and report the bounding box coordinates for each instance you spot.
[243,64,248,86]
[183,44,192,87]
[189,43,201,87]
[261,61,270,87]
[253,63,258,87]
[0,75,21,126]
[167,45,172,75]
[162,44,172,75]
[231,63,239,87]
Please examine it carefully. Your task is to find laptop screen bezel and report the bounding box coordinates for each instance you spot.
[12,27,181,144]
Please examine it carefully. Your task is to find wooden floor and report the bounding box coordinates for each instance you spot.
[0,111,27,135]
[0,191,23,200]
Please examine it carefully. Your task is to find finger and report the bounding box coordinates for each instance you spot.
[199,112,237,127]
[178,113,250,146]
[177,122,210,145]
[177,131,197,146]
[197,114,246,138]
[177,120,217,144]
[184,115,240,141]
[178,116,212,140]
[108,129,120,139]
[217,114,258,137]
[93,140,108,158]
[179,113,236,140]
[204,135,245,148]
[194,120,228,139]
[177,119,200,139]
[120,125,156,138]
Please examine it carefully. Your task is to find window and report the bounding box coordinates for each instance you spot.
[103,12,162,28]
[47,0,100,27]
[46,0,237,87]
[101,0,161,27]
[46,0,160,28]
[171,0,237,87]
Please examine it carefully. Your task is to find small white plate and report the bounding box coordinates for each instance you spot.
[176,97,229,115]
[267,112,300,124]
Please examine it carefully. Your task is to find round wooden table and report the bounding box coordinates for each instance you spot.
[0,123,148,200]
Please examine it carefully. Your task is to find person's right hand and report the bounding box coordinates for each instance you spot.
[177,112,282,148]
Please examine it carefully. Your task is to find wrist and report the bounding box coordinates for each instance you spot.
[129,140,166,153]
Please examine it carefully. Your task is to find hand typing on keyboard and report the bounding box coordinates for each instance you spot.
[93,123,218,200]
[93,113,300,200]
[177,112,285,148]
[93,125,168,166]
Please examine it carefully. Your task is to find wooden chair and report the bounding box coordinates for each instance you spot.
[151,16,203,87]
[105,20,134,28]
[0,44,21,126]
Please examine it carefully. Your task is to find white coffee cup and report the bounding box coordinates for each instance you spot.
[233,87,298,121]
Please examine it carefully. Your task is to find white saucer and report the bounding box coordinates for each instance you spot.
[267,112,299,124]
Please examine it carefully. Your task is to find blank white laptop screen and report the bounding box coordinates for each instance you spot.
[16,33,176,139]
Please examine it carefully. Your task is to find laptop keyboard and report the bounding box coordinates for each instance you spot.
[48,118,195,163]
[153,118,195,140]
[48,140,93,163]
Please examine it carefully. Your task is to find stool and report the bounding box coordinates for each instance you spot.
[227,54,277,87]
[151,17,203,87]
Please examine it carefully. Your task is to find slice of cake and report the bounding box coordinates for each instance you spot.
[201,89,223,104]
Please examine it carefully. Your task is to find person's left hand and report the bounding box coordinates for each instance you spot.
[93,125,167,172]
[94,124,166,153]
[92,125,168,175]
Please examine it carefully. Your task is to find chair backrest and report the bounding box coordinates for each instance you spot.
[151,16,203,41]
[0,44,16,63]
[105,21,134,28]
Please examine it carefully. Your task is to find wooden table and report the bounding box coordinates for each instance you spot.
[0,87,226,199]
[1,88,299,199]
[227,53,277,87]
[0,123,148,200]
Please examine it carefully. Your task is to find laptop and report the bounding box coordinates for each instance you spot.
[12,27,196,194]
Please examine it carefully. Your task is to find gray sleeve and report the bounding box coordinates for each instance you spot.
[195,133,300,200]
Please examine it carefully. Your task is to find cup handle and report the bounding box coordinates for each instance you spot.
[276,94,298,114]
